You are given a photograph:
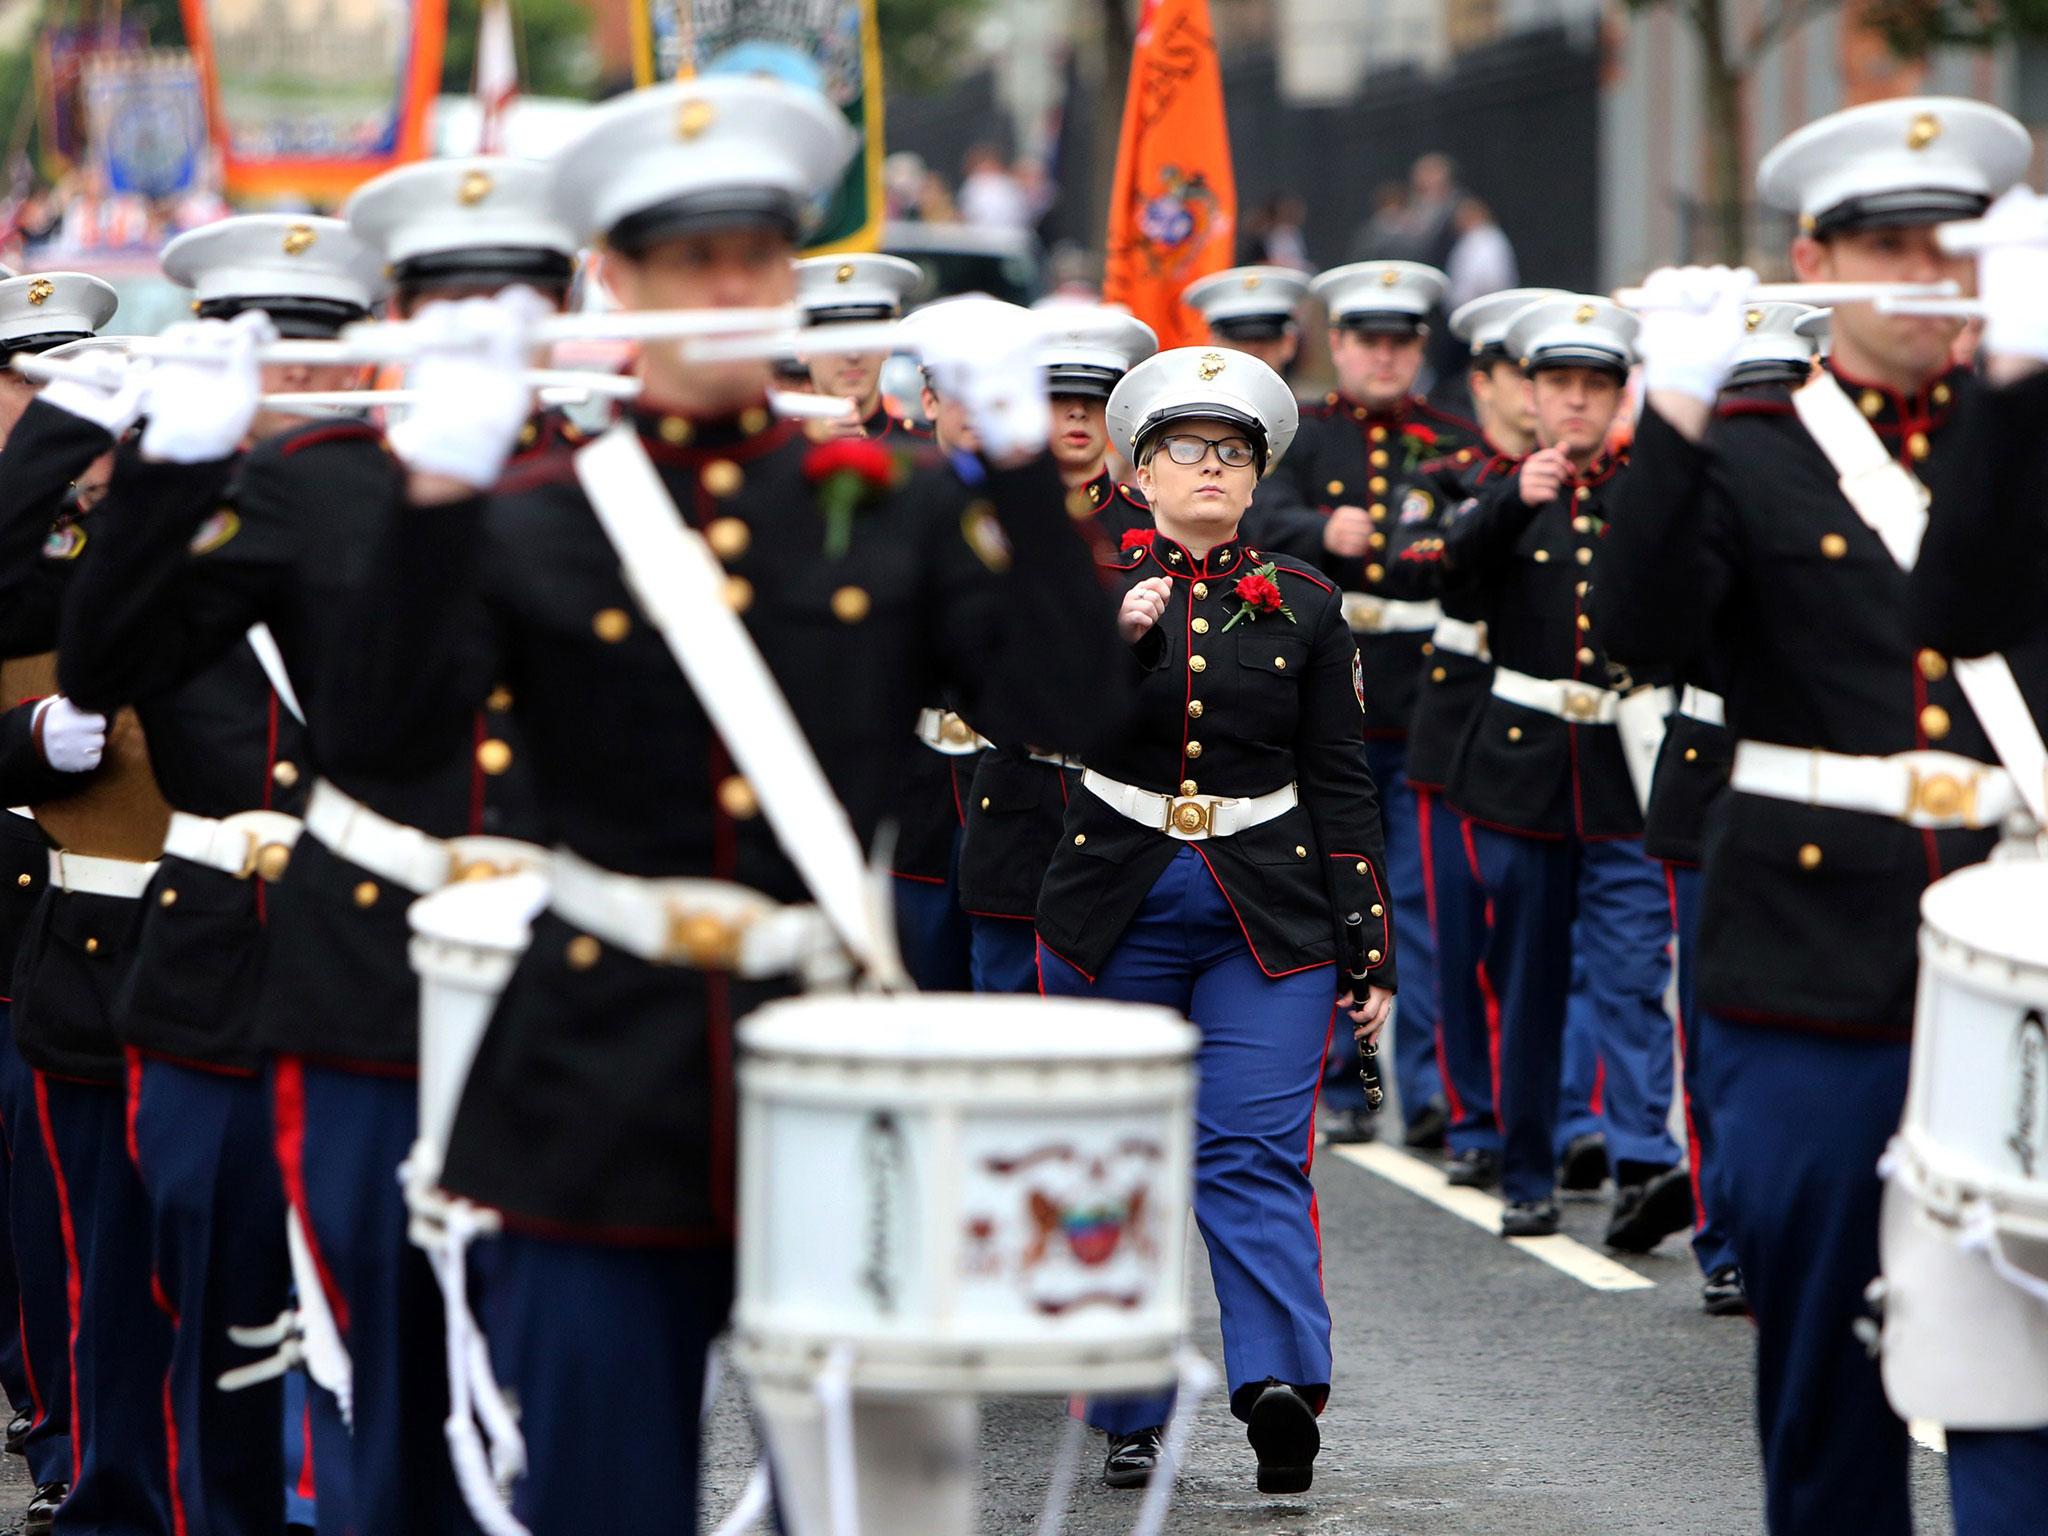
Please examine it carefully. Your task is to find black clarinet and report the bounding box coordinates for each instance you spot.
[1341,911,1386,1112]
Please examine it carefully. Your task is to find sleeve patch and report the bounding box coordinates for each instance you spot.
[41,523,85,561]
[960,501,1012,573]
[189,508,241,555]
[1399,488,1435,525]
[1352,648,1366,714]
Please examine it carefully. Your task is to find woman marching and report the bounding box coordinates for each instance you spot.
[1034,346,1397,1494]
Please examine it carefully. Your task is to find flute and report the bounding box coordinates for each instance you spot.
[1611,280,1961,309]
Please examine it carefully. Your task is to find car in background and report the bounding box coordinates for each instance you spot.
[881,221,1046,308]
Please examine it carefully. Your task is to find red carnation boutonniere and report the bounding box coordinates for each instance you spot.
[1221,561,1295,632]
[1120,527,1155,551]
[803,438,905,558]
[1399,422,1440,470]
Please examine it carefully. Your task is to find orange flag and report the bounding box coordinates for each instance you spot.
[1103,0,1237,349]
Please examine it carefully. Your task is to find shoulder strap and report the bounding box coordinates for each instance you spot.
[1793,373,2048,826]
[245,623,305,726]
[572,425,903,982]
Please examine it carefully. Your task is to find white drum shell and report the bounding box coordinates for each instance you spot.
[735,995,1198,1397]
[406,870,550,1183]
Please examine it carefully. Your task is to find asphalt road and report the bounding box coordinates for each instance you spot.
[701,1138,1956,1536]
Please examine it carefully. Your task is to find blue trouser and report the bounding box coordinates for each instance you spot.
[1467,825,1675,1205]
[0,1014,68,1487]
[892,829,973,993]
[472,1231,730,1536]
[1423,801,1498,1154]
[968,914,1039,995]
[276,1059,476,1536]
[283,1368,317,1529]
[1696,1012,1910,1536]
[1556,949,1605,1155]
[129,1055,290,1536]
[1667,866,1736,1276]
[1326,738,1440,1124]
[1040,846,1335,1434]
[0,1024,23,1422]
[36,1072,173,1534]
[1948,1427,2048,1536]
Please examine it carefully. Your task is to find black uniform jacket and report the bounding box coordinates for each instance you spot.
[1441,451,1651,840]
[957,470,1154,921]
[1246,393,1483,737]
[1035,532,1396,988]
[55,413,552,1069]
[1593,369,2048,1039]
[1389,447,1519,792]
[324,403,1126,1241]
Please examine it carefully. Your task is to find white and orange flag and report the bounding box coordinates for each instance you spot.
[476,0,519,154]
[1102,0,1237,348]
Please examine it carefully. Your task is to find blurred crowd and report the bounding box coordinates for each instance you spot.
[0,167,230,269]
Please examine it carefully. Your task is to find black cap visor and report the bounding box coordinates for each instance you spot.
[1811,187,1991,238]
[198,296,370,339]
[607,189,803,256]
[394,246,575,296]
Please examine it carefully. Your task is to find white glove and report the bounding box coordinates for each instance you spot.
[139,312,277,463]
[39,355,147,438]
[1966,187,2048,364]
[384,287,550,489]
[34,697,106,774]
[1632,265,1758,406]
[918,298,1051,461]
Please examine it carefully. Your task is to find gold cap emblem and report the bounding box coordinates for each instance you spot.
[835,263,855,283]
[282,223,317,256]
[1574,303,1596,324]
[1745,308,1764,332]
[1243,273,1262,290]
[25,278,52,307]
[1907,112,1942,151]
[1379,268,1400,286]
[677,98,716,140]
[457,169,494,206]
[1196,352,1226,380]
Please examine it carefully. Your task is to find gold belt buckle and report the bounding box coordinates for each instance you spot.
[1344,595,1383,633]
[448,855,515,884]
[1164,797,1214,837]
[1563,688,1600,723]
[940,712,976,747]
[239,833,293,882]
[665,905,747,969]
[1907,767,1977,824]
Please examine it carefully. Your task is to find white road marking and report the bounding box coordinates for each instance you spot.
[1909,1420,1948,1456]
[1332,1142,1657,1293]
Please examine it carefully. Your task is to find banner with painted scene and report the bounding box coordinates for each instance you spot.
[629,0,882,253]
[178,0,447,201]
[83,51,209,201]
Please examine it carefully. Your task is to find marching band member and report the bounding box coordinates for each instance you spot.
[1438,296,1683,1245]
[323,76,1123,1533]
[1182,265,1309,377]
[793,251,923,437]
[53,183,570,1536]
[1035,345,1395,1494]
[957,303,1154,992]
[1594,98,2044,1535]
[1252,261,1481,1147]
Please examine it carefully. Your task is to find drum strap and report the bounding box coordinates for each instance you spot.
[1794,372,2048,827]
[574,425,903,984]
[245,623,305,726]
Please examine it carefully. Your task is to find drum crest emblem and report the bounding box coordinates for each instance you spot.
[964,1139,1166,1314]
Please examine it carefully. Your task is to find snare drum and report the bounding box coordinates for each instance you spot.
[734,994,1197,1396]
[1880,860,2048,1427]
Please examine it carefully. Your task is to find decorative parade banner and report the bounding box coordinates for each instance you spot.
[1103,0,1237,349]
[37,22,147,174]
[629,0,883,253]
[83,51,209,201]
[178,0,448,201]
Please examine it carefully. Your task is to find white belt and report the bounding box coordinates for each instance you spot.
[1430,616,1488,660]
[1679,686,1726,727]
[306,781,455,896]
[548,847,844,979]
[1491,666,1622,725]
[1026,750,1083,770]
[48,849,158,900]
[1730,741,2020,831]
[1081,769,1298,841]
[163,810,304,882]
[1343,594,1442,635]
[915,709,992,756]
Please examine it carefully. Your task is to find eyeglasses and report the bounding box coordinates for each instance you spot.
[1155,433,1258,468]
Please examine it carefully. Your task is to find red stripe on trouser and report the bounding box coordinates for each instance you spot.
[1589,1056,1606,1118]
[1306,1004,1335,1292]
[270,1059,350,1334]
[32,1073,83,1487]
[1460,818,1505,1114]
[125,1053,190,1536]
[1416,791,1465,1122]
[15,1297,40,1421]
[1666,866,1709,1234]
[297,1393,316,1500]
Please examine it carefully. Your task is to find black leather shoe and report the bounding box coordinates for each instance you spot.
[1319,1105,1378,1145]
[1402,1097,1449,1150]
[25,1481,66,1534]
[1557,1132,1608,1192]
[1701,1263,1750,1317]
[1500,1199,1560,1237]
[1246,1380,1319,1494]
[1606,1164,1695,1253]
[6,1407,29,1454]
[1443,1148,1501,1189]
[1102,1426,1163,1489]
